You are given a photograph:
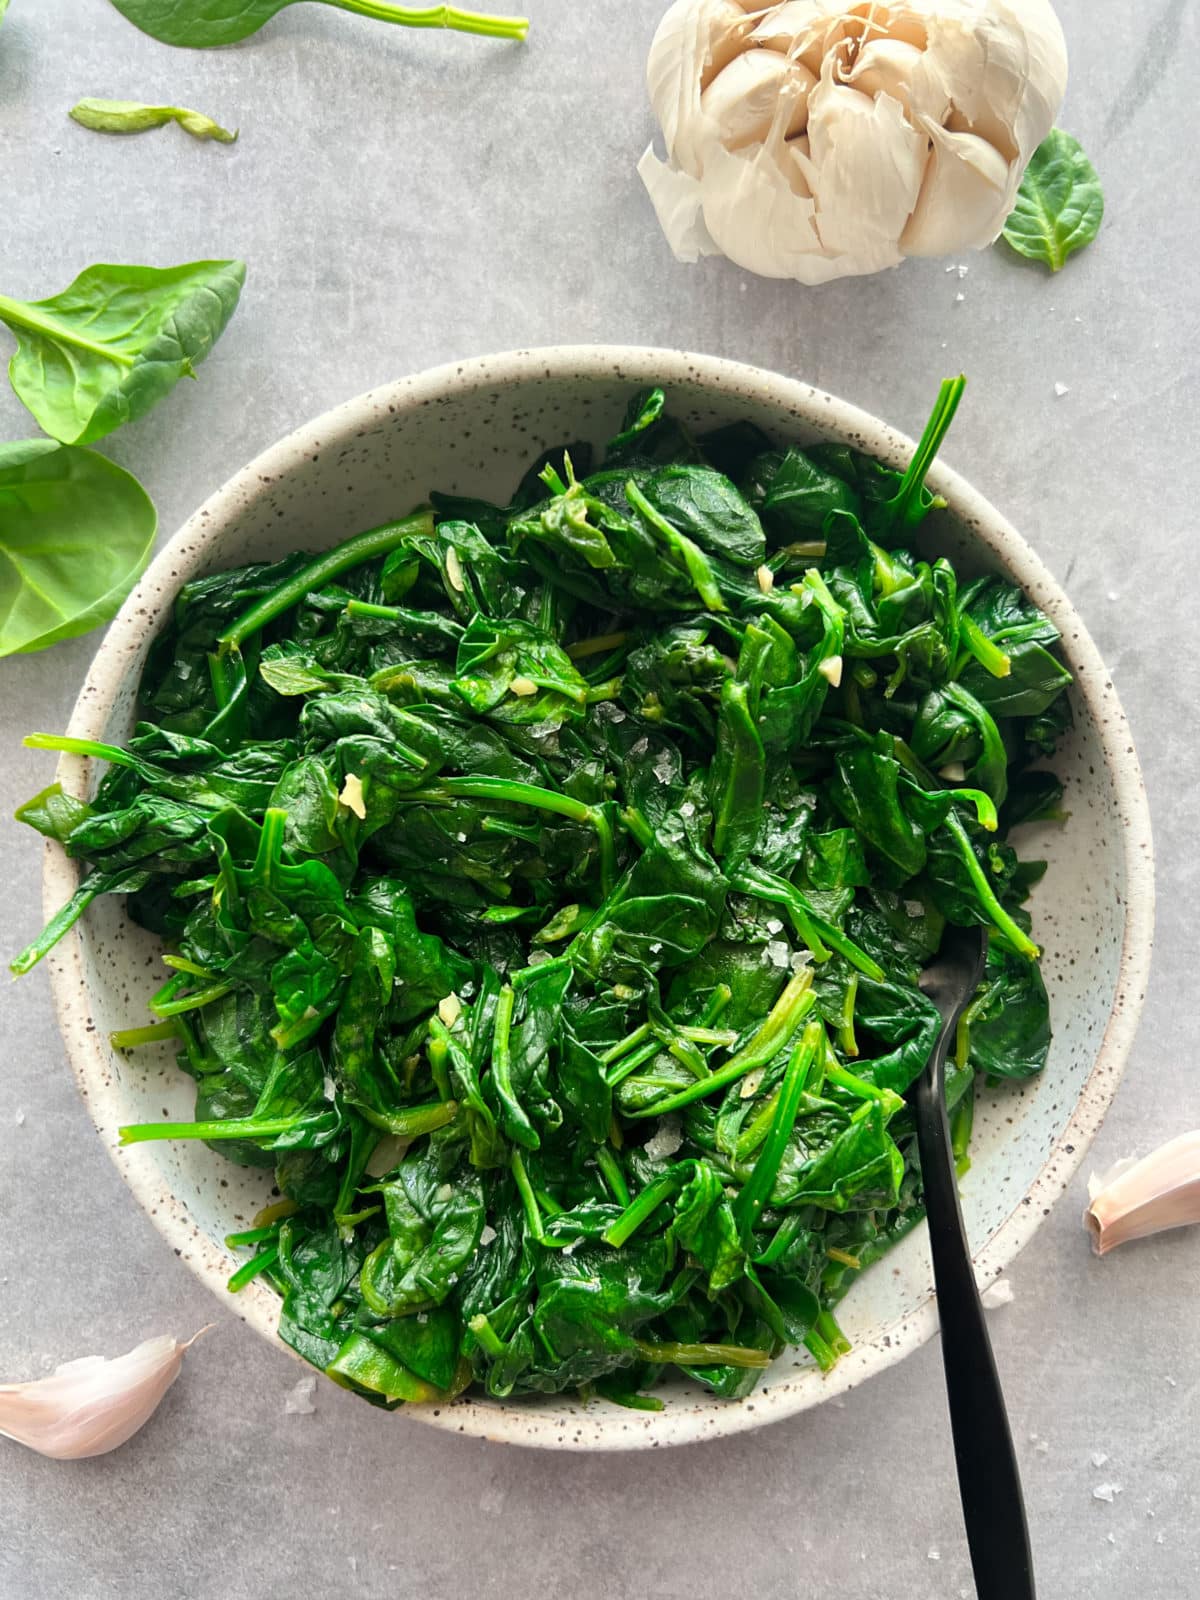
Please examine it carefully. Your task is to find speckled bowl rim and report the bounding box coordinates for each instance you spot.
[42,346,1154,1451]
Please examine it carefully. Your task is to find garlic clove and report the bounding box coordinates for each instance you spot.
[900,120,1011,256]
[806,76,926,269]
[786,138,814,199]
[338,772,367,820]
[767,3,930,65]
[697,0,756,91]
[1085,1132,1200,1256]
[751,0,831,66]
[1086,1156,1138,1203]
[697,140,838,282]
[924,0,1068,168]
[647,0,758,174]
[0,1329,210,1460]
[637,144,720,263]
[839,3,925,48]
[860,5,928,52]
[702,48,816,151]
[847,37,944,122]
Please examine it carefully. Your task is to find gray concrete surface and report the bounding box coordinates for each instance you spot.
[1,2,1196,1595]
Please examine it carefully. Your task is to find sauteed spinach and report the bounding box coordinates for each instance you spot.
[13,380,1070,1408]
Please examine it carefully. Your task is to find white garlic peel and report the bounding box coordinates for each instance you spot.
[640,0,1068,283]
[1085,1132,1200,1257]
[0,1329,209,1460]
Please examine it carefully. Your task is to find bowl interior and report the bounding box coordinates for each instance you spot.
[47,351,1152,1450]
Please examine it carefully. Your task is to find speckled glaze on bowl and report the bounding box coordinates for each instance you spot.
[41,348,1153,1451]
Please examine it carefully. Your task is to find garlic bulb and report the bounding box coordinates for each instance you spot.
[1085,1133,1200,1257]
[639,0,1068,282]
[0,1329,209,1460]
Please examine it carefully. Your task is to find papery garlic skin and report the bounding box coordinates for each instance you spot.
[1085,1132,1200,1257]
[0,1330,207,1460]
[640,0,1068,283]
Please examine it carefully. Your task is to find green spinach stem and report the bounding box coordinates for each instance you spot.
[331,1,529,38]
[218,511,434,651]
[945,811,1039,958]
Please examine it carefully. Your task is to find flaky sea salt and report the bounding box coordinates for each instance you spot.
[1093,1483,1122,1504]
[1054,382,1070,398]
[479,1225,497,1247]
[1091,1451,1110,1469]
[285,1375,317,1415]
[644,1115,684,1161]
[479,1486,505,1516]
[766,940,790,968]
[981,1279,1014,1309]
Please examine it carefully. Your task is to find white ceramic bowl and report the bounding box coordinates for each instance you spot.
[40,348,1153,1451]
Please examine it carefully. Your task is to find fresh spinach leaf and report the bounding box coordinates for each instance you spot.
[69,99,238,143]
[108,0,529,47]
[1001,129,1104,272]
[0,258,245,445]
[0,439,156,656]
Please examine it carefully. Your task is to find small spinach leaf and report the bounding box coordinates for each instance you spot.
[1001,129,1103,272]
[69,99,238,143]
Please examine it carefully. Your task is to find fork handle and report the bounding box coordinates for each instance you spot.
[913,1016,1036,1600]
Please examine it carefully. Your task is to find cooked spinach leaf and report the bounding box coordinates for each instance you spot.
[13,379,1070,1411]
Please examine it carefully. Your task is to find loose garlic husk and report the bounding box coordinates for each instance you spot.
[639,0,1068,283]
[0,1329,210,1460]
[1085,1133,1200,1257]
